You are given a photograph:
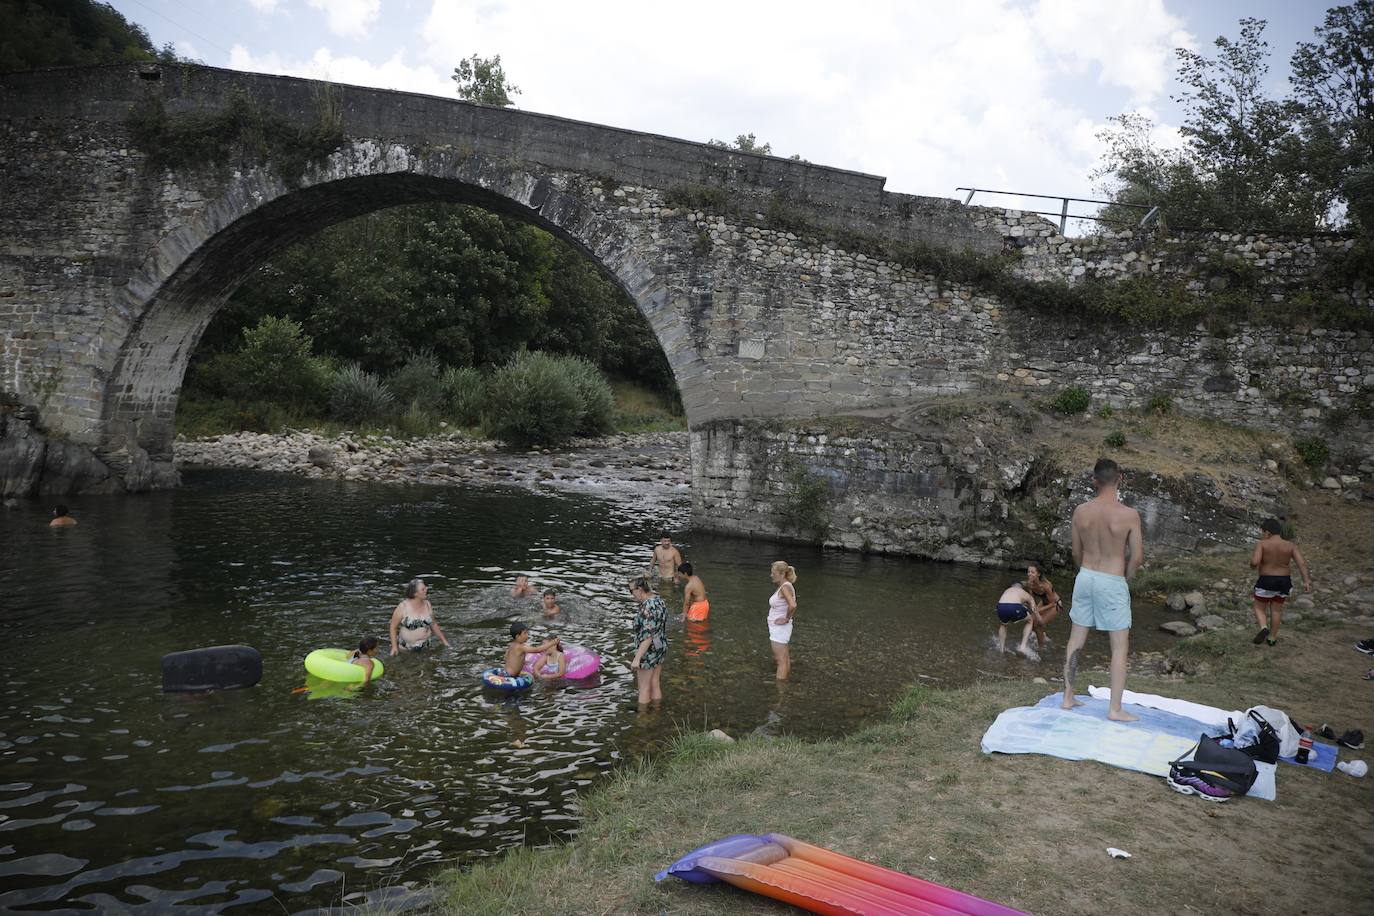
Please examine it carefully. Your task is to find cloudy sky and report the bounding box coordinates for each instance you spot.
[110,0,1328,219]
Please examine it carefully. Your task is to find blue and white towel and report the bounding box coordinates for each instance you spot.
[980,694,1277,800]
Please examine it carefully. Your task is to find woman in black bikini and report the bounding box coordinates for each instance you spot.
[388,578,452,655]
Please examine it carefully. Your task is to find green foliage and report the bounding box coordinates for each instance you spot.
[387,350,444,413]
[482,351,585,447]
[664,184,732,213]
[1097,405,1115,419]
[200,203,679,399]
[1104,430,1127,448]
[452,53,519,106]
[1145,392,1175,414]
[1051,386,1091,415]
[560,356,616,436]
[707,133,772,155]
[127,85,344,183]
[438,366,486,426]
[185,315,331,408]
[1094,8,1374,232]
[0,0,184,73]
[1293,436,1330,468]
[777,459,831,541]
[329,363,395,424]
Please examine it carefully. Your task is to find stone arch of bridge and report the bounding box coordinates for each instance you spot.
[99,142,693,479]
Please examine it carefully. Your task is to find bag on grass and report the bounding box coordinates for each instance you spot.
[1170,734,1258,797]
[1228,710,1281,764]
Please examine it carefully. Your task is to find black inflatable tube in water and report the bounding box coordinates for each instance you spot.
[161,645,263,692]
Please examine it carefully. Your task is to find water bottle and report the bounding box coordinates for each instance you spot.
[1296,728,1313,765]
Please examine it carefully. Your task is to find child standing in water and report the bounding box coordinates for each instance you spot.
[348,636,380,689]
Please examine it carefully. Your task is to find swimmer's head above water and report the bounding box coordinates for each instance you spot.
[509,621,529,641]
[677,562,693,577]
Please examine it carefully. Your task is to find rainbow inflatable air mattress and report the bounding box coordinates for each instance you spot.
[657,832,1026,915]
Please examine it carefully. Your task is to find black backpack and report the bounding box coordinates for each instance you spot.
[1170,734,1259,796]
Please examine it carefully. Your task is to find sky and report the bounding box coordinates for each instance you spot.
[108,0,1333,220]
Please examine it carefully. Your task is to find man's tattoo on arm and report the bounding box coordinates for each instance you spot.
[1065,648,1082,683]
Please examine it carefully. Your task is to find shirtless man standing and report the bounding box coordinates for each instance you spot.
[649,535,684,584]
[1250,517,1311,647]
[1063,459,1142,721]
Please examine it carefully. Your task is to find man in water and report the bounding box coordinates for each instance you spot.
[1063,458,1142,721]
[995,582,1041,654]
[679,562,710,621]
[1026,563,1062,650]
[49,504,77,527]
[541,588,562,618]
[648,535,684,584]
[1249,517,1311,647]
[510,575,535,598]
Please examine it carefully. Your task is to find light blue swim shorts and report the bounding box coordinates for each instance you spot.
[1070,568,1132,631]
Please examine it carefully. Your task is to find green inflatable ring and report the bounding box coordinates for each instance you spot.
[304,648,385,683]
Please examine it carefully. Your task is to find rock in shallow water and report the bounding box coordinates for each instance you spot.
[1160,620,1199,636]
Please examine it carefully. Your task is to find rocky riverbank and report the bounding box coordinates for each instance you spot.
[174,429,692,503]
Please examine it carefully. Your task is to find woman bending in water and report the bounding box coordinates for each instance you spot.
[388,578,452,655]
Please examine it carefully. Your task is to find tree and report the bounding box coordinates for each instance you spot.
[708,133,773,155]
[1289,1,1374,229]
[1093,13,1361,232]
[452,53,519,107]
[0,0,182,72]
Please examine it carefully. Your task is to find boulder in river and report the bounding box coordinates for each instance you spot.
[307,445,338,469]
[1160,620,1199,637]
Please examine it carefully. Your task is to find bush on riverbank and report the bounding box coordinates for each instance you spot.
[482,351,612,447]
[436,622,1373,916]
[181,315,666,442]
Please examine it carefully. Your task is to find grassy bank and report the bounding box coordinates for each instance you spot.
[436,621,1372,915]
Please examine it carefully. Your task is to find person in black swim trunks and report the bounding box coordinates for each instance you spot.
[995,583,1042,655]
[1250,518,1311,647]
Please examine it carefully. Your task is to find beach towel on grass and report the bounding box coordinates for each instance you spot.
[980,694,1276,800]
[1085,686,1333,770]
[1279,740,1338,772]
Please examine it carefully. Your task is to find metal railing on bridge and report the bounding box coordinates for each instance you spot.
[956,187,1159,235]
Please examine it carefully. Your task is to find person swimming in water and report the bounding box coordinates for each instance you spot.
[541,589,562,618]
[679,562,709,621]
[995,582,1041,654]
[347,636,380,689]
[388,578,452,655]
[511,575,536,598]
[648,535,684,585]
[49,504,77,527]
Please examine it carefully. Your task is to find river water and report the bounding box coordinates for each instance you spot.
[0,470,1173,912]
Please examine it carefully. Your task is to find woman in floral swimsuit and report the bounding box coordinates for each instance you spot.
[629,576,668,706]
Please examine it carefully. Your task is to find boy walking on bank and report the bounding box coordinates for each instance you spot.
[1250,518,1311,647]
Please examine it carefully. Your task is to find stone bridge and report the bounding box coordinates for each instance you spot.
[3,64,1371,558]
[1,63,1005,496]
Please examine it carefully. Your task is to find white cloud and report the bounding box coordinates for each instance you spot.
[228,45,452,97]
[411,0,1195,205]
[1031,0,1193,103]
[305,0,380,38]
[246,0,280,12]
[225,0,1198,218]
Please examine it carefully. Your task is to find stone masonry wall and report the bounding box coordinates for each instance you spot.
[692,418,1287,563]
[2,64,1372,506]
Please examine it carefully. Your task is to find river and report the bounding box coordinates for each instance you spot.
[0,469,1174,912]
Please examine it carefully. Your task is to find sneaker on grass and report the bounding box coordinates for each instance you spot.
[1167,773,1233,802]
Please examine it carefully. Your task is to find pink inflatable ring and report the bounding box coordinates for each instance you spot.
[523,642,601,680]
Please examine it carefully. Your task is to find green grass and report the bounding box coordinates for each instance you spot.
[432,622,1373,915]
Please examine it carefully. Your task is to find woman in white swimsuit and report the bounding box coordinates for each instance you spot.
[767,561,798,680]
[388,578,452,655]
